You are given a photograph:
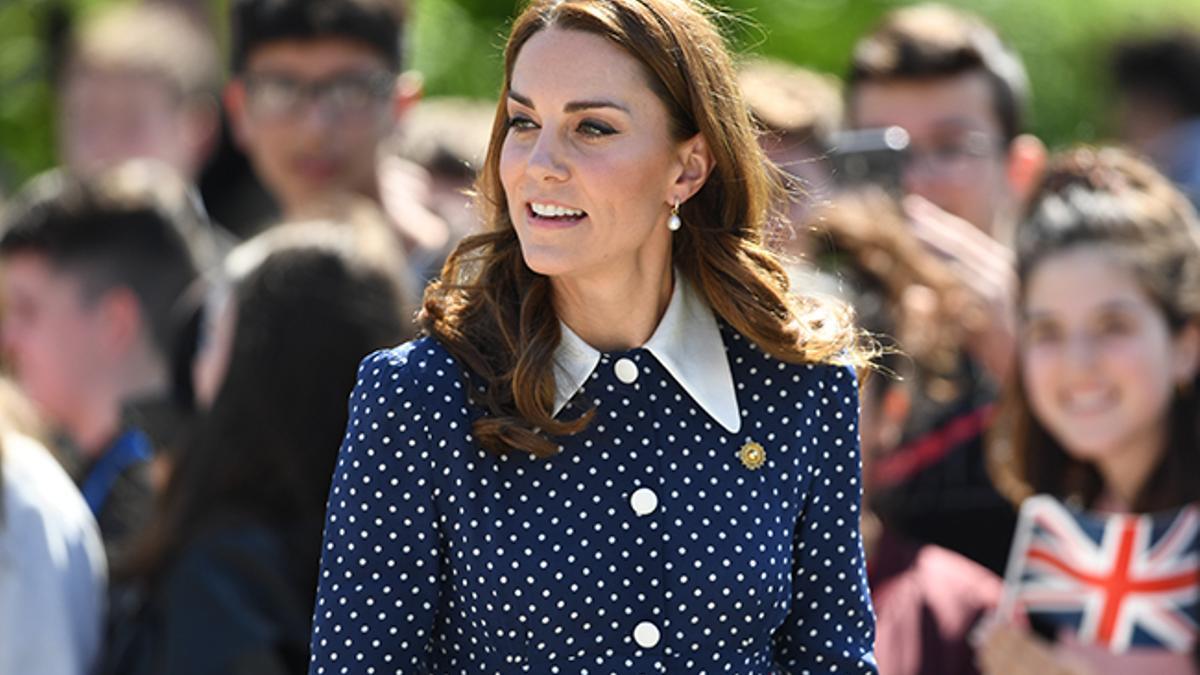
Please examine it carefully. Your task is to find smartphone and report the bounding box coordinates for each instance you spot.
[827,126,910,195]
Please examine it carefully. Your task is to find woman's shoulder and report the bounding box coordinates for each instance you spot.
[352,336,475,430]
[722,322,858,389]
[362,334,452,370]
[357,335,463,391]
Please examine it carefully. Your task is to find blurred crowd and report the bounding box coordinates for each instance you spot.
[2,0,1200,674]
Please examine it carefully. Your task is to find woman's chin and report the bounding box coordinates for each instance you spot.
[518,246,581,278]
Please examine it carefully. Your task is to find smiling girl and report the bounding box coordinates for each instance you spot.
[978,146,1200,675]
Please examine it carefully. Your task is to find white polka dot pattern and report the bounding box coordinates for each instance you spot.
[308,324,878,674]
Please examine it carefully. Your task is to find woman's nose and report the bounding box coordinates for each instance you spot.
[526,127,569,182]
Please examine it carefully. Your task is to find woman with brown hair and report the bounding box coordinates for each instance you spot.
[308,1,877,672]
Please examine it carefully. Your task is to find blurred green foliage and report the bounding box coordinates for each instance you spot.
[410,0,1200,146]
[0,0,113,191]
[3,0,1199,193]
[0,0,56,189]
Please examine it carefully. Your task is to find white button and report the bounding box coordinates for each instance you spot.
[630,487,658,516]
[633,621,661,648]
[614,358,639,384]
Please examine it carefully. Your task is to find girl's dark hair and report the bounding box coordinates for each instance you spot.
[421,0,869,458]
[121,221,414,582]
[991,146,1200,512]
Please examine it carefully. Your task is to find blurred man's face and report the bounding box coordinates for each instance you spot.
[59,68,199,177]
[851,72,1013,239]
[0,254,108,426]
[226,38,398,216]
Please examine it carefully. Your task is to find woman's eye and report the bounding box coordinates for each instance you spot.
[578,120,616,137]
[1097,315,1135,337]
[1024,322,1060,345]
[506,115,537,131]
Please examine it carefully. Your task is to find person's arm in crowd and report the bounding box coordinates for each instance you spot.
[903,194,1018,383]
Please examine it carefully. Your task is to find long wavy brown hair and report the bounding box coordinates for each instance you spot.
[989,146,1200,512]
[421,0,867,457]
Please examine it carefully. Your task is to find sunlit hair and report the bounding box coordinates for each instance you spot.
[737,57,843,152]
[421,0,868,457]
[804,187,977,396]
[990,146,1200,512]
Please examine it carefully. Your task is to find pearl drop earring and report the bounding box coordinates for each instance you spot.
[667,199,682,232]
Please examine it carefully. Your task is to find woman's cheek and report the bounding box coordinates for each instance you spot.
[1021,347,1060,417]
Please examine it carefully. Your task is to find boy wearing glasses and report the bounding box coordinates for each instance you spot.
[846,3,1045,245]
[839,4,1048,579]
[224,0,447,273]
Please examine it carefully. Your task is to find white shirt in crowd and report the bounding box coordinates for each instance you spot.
[0,433,107,675]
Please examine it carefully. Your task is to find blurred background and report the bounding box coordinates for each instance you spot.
[2,0,1199,193]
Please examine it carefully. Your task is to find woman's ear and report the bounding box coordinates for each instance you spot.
[97,287,145,356]
[1172,322,1200,386]
[672,133,714,203]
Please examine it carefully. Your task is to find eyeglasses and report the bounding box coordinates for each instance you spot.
[901,131,1007,178]
[242,71,395,119]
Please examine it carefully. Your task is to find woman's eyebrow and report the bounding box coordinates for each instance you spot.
[564,99,630,114]
[507,90,630,114]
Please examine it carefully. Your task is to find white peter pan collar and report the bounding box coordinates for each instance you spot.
[552,274,742,434]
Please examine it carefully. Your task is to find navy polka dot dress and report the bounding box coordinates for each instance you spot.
[309,316,877,673]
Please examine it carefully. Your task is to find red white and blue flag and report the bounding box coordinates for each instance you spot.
[999,495,1200,652]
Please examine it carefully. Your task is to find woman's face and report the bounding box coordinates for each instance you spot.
[499,27,687,280]
[1020,246,1198,466]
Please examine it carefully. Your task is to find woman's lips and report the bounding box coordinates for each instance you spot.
[526,203,587,229]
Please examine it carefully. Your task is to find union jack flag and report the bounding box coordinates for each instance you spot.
[998,495,1200,652]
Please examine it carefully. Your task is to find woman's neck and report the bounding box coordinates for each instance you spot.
[552,262,674,352]
[1091,431,1167,513]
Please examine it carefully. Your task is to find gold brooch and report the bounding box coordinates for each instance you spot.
[738,441,766,470]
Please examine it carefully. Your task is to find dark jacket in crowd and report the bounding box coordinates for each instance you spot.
[100,511,314,675]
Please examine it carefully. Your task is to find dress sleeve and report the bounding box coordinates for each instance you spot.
[309,349,443,674]
[773,364,878,674]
